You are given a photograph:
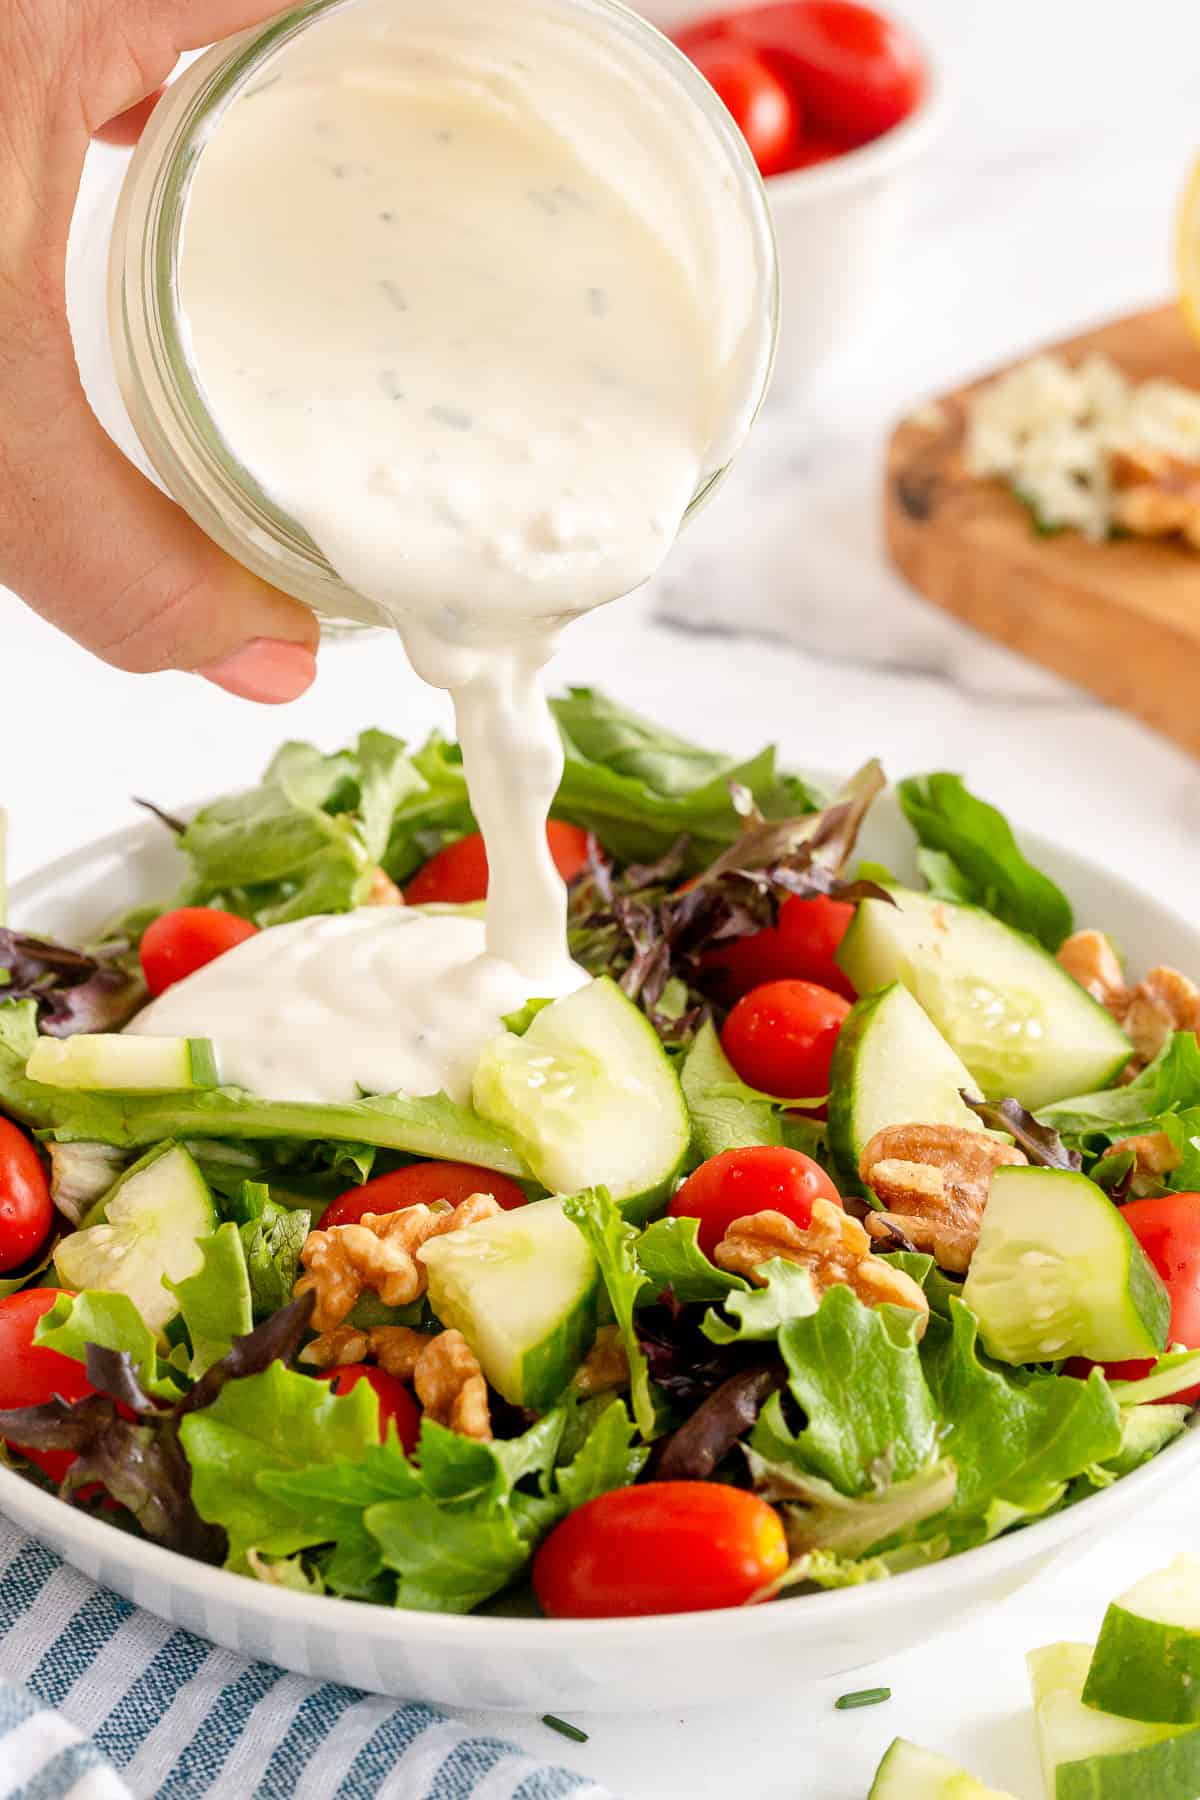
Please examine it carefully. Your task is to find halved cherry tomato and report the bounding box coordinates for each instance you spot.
[721,978,850,1099]
[1069,1192,1200,1404]
[404,821,592,906]
[316,1363,421,1453]
[669,1144,841,1257]
[533,1481,788,1617]
[704,894,855,1002]
[139,906,259,997]
[0,1289,95,1482]
[0,1120,54,1274]
[688,42,798,176]
[318,1160,528,1229]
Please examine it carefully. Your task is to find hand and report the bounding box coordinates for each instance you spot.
[0,2,319,702]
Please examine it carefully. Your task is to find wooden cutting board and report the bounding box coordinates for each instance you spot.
[884,303,1200,757]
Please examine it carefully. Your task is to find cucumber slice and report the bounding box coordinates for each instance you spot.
[868,1738,1017,1798]
[472,977,688,1222]
[1028,1641,1196,1799]
[1084,1556,1200,1724]
[836,888,1131,1109]
[55,1143,216,1335]
[418,1196,599,1409]
[27,1034,218,1093]
[963,1166,1170,1365]
[828,983,981,1193]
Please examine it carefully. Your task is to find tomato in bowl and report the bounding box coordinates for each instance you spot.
[648,0,944,388]
[674,1,927,177]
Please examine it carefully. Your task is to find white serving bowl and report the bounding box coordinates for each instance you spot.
[1,788,1197,1714]
[636,0,946,390]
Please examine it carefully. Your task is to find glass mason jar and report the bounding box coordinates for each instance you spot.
[71,0,779,631]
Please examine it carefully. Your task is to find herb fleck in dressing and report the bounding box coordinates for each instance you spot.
[155,0,752,1101]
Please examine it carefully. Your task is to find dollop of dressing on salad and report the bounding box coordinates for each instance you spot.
[130,910,548,1105]
[134,0,765,1099]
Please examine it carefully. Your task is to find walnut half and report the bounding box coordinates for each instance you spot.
[294,1192,501,1332]
[1056,932,1200,1074]
[859,1123,1026,1273]
[713,1199,930,1335]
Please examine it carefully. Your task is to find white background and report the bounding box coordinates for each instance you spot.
[6,0,1200,1793]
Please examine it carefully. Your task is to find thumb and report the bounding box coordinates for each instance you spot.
[3,368,320,704]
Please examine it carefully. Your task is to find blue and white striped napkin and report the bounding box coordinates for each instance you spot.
[0,1520,615,1800]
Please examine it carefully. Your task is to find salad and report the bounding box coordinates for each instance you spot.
[0,687,1198,1622]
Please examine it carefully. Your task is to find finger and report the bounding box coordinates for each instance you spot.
[93,89,166,147]
[2,363,320,703]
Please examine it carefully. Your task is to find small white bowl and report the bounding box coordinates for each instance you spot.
[2,783,1197,1713]
[637,0,946,390]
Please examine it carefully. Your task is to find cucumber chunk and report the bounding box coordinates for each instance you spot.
[1029,1641,1197,1799]
[27,1034,218,1093]
[836,888,1130,1109]
[55,1143,216,1335]
[828,983,981,1193]
[418,1196,599,1409]
[472,977,689,1221]
[1085,1556,1200,1724]
[868,1737,1017,1798]
[963,1166,1170,1365]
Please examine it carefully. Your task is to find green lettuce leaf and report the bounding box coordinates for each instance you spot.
[751,1285,940,1493]
[1039,1034,1200,1185]
[381,734,474,884]
[166,1224,253,1377]
[632,1214,748,1306]
[701,1260,818,1344]
[0,1009,524,1174]
[897,773,1073,950]
[1075,1403,1190,1487]
[549,688,822,870]
[920,1300,1122,1545]
[562,1187,659,1440]
[179,1360,381,1564]
[680,1022,785,1161]
[33,1289,184,1401]
[748,1449,957,1559]
[255,1397,645,1612]
[231,1183,311,1317]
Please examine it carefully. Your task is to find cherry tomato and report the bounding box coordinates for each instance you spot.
[139,907,259,997]
[669,1144,841,1257]
[0,1289,95,1482]
[1069,1193,1200,1404]
[404,821,592,905]
[731,1,925,147]
[704,894,856,1002]
[0,1120,54,1274]
[319,1159,528,1229]
[316,1363,421,1453]
[688,43,798,176]
[533,1481,788,1617]
[721,978,850,1099]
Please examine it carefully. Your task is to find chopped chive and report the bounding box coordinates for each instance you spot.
[834,1687,891,1711]
[542,1714,589,1744]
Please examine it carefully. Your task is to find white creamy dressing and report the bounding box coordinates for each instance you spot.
[131,0,767,1103]
[131,910,540,1105]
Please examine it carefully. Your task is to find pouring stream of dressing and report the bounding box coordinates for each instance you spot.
[131,0,765,1101]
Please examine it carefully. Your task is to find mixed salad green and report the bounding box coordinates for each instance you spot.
[0,688,1197,1621]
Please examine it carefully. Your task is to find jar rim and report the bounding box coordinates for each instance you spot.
[110,0,779,614]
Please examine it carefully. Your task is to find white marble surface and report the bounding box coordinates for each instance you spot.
[5,0,1200,1793]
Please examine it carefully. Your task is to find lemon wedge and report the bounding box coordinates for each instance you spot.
[1176,156,1200,341]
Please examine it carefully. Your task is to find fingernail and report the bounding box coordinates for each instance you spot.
[196,639,317,703]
